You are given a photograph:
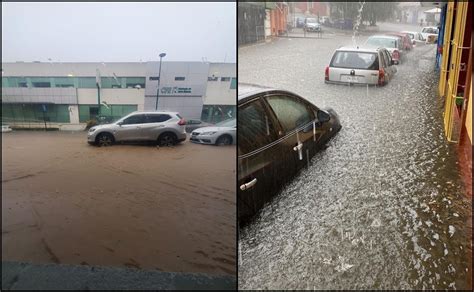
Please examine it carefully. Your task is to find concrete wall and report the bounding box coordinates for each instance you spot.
[77,89,145,110]
[205,63,236,105]
[144,62,209,118]
[145,62,209,98]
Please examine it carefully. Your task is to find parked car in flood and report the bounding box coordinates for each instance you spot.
[421,26,439,43]
[296,17,305,28]
[325,46,397,86]
[238,84,342,225]
[304,18,321,32]
[385,32,413,51]
[190,118,236,146]
[365,35,405,64]
[401,31,426,47]
[185,119,213,133]
[2,124,12,133]
[87,111,187,147]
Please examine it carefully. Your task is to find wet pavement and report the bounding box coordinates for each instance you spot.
[238,29,472,289]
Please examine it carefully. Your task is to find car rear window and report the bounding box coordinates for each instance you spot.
[330,51,379,70]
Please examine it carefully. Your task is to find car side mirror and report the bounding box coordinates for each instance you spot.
[317,110,330,123]
[117,121,123,126]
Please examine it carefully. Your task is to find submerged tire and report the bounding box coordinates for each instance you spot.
[216,135,232,146]
[158,133,177,147]
[96,133,114,147]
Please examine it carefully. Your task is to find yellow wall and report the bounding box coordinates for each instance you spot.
[466,85,472,143]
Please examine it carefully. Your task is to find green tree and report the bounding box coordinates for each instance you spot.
[330,2,399,26]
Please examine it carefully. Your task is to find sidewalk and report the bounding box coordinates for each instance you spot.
[2,261,236,290]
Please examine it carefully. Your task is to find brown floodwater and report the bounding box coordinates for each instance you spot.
[2,131,236,276]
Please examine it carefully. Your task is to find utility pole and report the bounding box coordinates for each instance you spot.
[155,53,166,110]
[96,68,101,116]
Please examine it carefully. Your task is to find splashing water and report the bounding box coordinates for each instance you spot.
[352,1,366,47]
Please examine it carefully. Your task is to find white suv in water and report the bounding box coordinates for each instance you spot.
[325,46,397,86]
[87,111,187,147]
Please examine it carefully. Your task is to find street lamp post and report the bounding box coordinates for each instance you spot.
[155,53,166,110]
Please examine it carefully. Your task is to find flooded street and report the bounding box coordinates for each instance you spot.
[2,132,236,276]
[238,32,472,289]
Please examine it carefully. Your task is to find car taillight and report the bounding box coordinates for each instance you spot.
[378,68,385,86]
[325,66,329,81]
[178,118,186,126]
[393,50,400,59]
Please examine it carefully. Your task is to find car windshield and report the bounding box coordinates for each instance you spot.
[366,37,397,48]
[306,18,317,23]
[330,51,379,70]
[215,118,236,127]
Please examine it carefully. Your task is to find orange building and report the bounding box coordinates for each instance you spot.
[266,2,288,36]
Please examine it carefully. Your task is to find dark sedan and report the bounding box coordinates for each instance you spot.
[238,84,342,225]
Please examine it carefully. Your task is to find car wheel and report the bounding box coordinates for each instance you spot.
[158,133,177,147]
[216,135,232,146]
[96,133,114,147]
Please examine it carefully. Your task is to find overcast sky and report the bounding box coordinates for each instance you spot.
[2,2,236,63]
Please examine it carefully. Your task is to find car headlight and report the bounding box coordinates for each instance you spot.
[200,131,217,135]
[89,127,97,132]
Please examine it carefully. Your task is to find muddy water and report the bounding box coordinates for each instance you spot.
[2,131,236,275]
[238,41,471,289]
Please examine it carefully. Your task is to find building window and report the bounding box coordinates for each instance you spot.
[54,77,75,88]
[200,105,236,124]
[125,77,145,89]
[32,82,51,88]
[149,76,160,81]
[3,77,28,87]
[175,77,185,81]
[101,77,122,88]
[221,77,231,82]
[79,104,137,123]
[78,77,97,88]
[230,78,237,89]
[1,103,70,123]
[208,76,218,81]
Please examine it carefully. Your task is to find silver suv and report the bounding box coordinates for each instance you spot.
[87,111,187,147]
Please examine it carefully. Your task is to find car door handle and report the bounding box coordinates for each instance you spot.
[240,178,257,191]
[293,141,303,160]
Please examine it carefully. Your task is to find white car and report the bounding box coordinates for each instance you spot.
[304,18,321,32]
[325,46,397,86]
[365,35,405,64]
[401,31,426,46]
[2,125,12,132]
[421,27,439,43]
[190,118,236,146]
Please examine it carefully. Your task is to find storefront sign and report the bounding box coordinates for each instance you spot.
[160,87,192,94]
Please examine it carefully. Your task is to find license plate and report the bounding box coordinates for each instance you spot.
[344,76,358,83]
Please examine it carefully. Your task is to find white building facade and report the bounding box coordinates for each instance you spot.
[1,61,236,130]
